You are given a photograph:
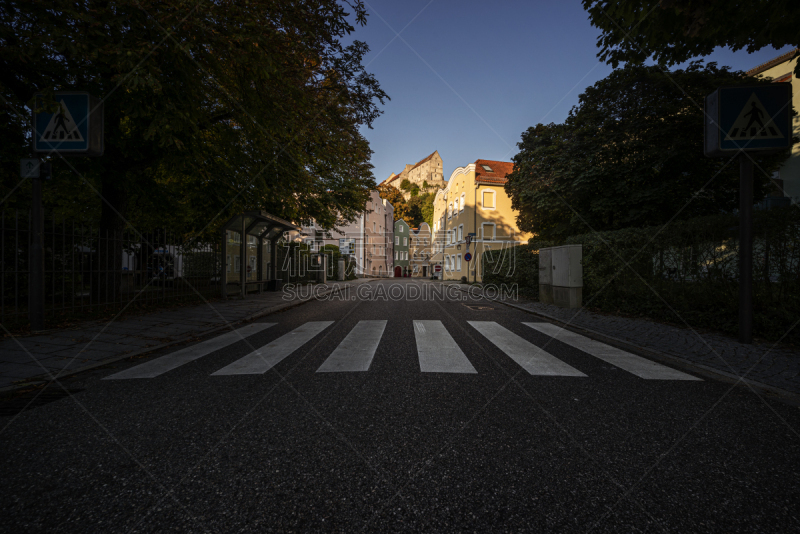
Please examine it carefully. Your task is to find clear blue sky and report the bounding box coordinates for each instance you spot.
[350,0,794,184]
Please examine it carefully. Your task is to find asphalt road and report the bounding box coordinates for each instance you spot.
[2,279,799,533]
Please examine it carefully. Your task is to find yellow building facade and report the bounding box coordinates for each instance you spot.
[431,160,532,282]
[746,48,799,203]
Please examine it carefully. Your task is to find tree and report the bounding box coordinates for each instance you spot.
[583,0,800,76]
[399,178,412,191]
[408,192,435,228]
[506,62,788,241]
[378,183,421,225]
[1,0,388,241]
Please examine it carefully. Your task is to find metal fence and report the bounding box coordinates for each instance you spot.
[1,210,222,330]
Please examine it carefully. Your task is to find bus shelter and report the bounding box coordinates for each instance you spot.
[220,211,300,298]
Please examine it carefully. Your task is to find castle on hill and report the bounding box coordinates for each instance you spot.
[379,150,446,200]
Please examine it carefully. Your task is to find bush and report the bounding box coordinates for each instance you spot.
[483,206,800,344]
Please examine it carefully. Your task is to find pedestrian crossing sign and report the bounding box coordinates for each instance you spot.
[33,92,104,156]
[704,83,792,157]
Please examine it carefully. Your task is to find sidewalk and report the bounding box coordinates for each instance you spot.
[0,279,376,392]
[497,294,800,396]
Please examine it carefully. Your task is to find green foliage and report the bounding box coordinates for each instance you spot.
[583,0,800,76]
[408,192,435,228]
[399,179,412,191]
[506,62,788,241]
[422,180,429,189]
[379,184,423,225]
[483,206,800,344]
[1,0,388,242]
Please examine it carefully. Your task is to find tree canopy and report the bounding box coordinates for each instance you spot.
[378,184,420,225]
[506,62,788,241]
[583,0,800,76]
[1,0,388,241]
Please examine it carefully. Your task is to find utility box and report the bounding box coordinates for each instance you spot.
[538,248,553,305]
[539,244,582,308]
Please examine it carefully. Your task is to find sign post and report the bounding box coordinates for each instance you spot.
[27,92,104,329]
[705,83,792,343]
[26,161,50,331]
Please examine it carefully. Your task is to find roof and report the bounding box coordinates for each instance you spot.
[409,150,439,172]
[474,159,514,184]
[746,48,799,77]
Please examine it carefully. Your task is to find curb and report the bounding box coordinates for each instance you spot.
[454,286,800,402]
[0,280,374,397]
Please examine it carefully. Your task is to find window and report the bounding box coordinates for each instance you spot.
[227,255,231,272]
[395,236,399,245]
[454,198,459,214]
[404,237,408,246]
[448,203,452,219]
[481,164,493,172]
[457,254,462,271]
[460,192,465,213]
[458,225,463,241]
[234,255,241,273]
[482,189,496,209]
[482,223,496,241]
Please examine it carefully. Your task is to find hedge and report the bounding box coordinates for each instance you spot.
[482,206,800,344]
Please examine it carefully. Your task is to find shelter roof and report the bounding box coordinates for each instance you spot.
[222,210,300,239]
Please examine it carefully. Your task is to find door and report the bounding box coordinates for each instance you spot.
[394,266,402,277]
[422,266,427,277]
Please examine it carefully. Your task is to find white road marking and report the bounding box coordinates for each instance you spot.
[211,321,333,375]
[468,321,586,376]
[105,323,276,379]
[414,320,477,373]
[523,322,701,380]
[317,320,386,372]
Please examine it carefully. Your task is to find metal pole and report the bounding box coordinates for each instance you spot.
[221,228,227,299]
[29,163,47,330]
[240,216,246,299]
[739,153,753,344]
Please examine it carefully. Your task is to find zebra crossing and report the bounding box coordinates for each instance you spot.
[104,320,701,381]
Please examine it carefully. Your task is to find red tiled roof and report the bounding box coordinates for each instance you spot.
[474,159,514,184]
[746,48,799,77]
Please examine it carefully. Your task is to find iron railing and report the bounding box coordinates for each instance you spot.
[1,210,222,330]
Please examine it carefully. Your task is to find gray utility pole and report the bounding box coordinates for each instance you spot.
[29,161,50,331]
[739,155,753,344]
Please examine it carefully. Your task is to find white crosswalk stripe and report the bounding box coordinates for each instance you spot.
[414,320,477,373]
[317,320,386,372]
[103,319,705,382]
[524,323,701,380]
[468,321,587,376]
[211,321,333,376]
[104,323,276,379]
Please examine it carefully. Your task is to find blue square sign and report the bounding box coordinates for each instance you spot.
[33,92,103,156]
[704,83,792,157]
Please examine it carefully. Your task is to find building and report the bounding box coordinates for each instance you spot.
[746,48,799,203]
[409,223,432,277]
[379,150,447,200]
[294,190,394,278]
[394,219,410,277]
[364,192,394,277]
[432,159,533,282]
